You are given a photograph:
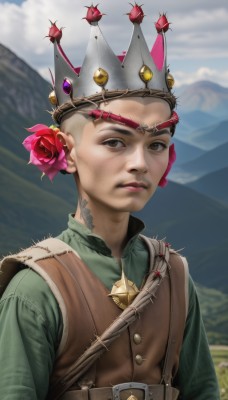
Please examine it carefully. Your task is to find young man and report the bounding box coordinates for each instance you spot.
[0,4,219,400]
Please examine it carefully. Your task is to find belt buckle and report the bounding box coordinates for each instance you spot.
[112,382,150,400]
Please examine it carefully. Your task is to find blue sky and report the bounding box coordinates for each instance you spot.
[0,0,227,87]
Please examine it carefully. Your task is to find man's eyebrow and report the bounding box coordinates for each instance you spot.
[99,125,171,137]
[99,126,133,136]
[146,128,171,137]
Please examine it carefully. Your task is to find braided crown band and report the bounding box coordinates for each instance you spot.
[47,3,177,125]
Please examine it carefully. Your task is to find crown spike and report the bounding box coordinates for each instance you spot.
[123,23,156,89]
[53,41,79,106]
[77,24,126,97]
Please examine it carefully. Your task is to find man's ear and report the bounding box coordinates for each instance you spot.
[57,131,77,174]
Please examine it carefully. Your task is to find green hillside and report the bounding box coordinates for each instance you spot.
[0,161,74,255]
[196,285,228,345]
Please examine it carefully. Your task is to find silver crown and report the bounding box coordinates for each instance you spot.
[48,4,176,123]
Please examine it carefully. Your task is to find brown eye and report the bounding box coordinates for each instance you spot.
[149,142,167,151]
[103,139,125,148]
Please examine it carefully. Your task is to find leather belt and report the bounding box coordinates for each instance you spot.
[61,382,179,400]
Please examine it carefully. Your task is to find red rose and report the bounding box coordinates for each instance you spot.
[23,124,67,181]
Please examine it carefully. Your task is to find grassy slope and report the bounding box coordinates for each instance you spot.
[196,285,228,345]
[211,346,228,399]
[0,164,73,255]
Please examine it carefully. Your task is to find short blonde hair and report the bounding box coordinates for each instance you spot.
[60,107,92,143]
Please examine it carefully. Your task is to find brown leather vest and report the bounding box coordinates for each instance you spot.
[36,252,187,399]
[0,238,188,400]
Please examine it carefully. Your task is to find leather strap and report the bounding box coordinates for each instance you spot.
[161,253,187,391]
[60,384,179,400]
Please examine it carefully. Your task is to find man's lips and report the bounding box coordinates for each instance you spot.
[118,182,149,189]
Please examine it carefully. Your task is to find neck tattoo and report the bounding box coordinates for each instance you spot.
[79,195,94,231]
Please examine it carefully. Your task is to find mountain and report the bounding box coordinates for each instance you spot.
[174,110,219,140]
[0,43,53,158]
[136,182,228,293]
[0,162,74,255]
[0,43,76,255]
[172,137,205,166]
[177,81,228,119]
[0,44,51,121]
[179,119,228,151]
[180,110,219,131]
[187,167,228,205]
[180,142,228,178]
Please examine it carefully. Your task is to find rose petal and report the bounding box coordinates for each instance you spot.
[56,149,68,169]
[38,138,55,154]
[29,150,43,166]
[26,124,50,133]
[22,134,36,151]
[38,164,59,181]
[55,136,63,153]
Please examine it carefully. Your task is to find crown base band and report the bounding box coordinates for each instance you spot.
[52,88,177,125]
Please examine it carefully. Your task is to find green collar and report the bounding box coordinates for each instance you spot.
[66,214,145,256]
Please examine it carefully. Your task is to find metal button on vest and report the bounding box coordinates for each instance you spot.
[133,333,142,344]
[127,396,138,400]
[135,354,143,365]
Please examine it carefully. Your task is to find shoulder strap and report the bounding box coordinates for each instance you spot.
[141,235,189,320]
[161,251,189,392]
[0,238,79,297]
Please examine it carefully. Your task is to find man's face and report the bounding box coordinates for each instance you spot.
[71,97,171,214]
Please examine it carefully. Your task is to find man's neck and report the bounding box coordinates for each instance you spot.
[74,204,130,259]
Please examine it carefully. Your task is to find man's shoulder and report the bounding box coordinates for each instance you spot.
[1,267,51,302]
[0,237,78,308]
[0,261,63,331]
[0,237,78,292]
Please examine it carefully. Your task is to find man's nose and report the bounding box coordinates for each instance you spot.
[126,146,148,173]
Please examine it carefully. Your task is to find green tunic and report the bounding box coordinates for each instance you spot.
[0,215,219,399]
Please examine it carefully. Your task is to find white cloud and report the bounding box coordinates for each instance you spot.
[0,0,228,87]
[174,67,228,87]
